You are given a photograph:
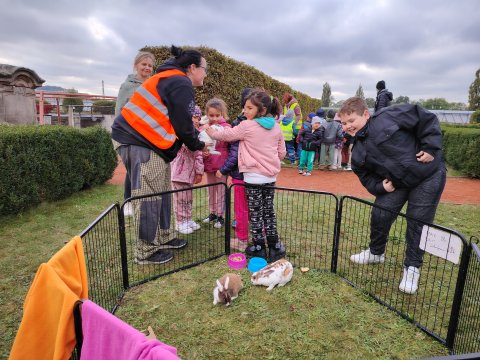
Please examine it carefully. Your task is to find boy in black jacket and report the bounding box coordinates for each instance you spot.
[298,117,324,176]
[338,97,446,295]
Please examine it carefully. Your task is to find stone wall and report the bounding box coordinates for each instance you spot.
[0,64,45,125]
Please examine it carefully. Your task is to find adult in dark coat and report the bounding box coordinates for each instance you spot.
[374,80,393,113]
[338,97,446,295]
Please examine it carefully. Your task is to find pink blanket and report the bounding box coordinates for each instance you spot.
[80,300,180,360]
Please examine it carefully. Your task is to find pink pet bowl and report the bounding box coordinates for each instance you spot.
[228,253,247,270]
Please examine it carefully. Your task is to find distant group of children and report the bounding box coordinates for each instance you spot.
[281,107,354,176]
[170,88,286,262]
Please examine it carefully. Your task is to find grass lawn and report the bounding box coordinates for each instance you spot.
[0,183,479,358]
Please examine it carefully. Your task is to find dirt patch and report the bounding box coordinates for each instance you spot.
[108,161,480,205]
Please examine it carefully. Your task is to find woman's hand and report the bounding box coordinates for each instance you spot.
[416,151,434,163]
[383,179,396,192]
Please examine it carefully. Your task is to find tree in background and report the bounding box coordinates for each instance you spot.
[92,100,116,115]
[321,82,332,107]
[393,95,410,104]
[62,88,84,113]
[468,68,480,110]
[365,98,375,108]
[355,84,365,99]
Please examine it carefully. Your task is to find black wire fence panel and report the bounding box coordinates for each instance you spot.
[453,242,480,355]
[122,183,228,287]
[336,196,468,345]
[263,186,339,271]
[80,204,125,313]
[76,187,480,357]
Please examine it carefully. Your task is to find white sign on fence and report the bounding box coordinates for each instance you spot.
[419,226,463,264]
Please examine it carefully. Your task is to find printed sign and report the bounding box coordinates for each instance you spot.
[419,226,462,264]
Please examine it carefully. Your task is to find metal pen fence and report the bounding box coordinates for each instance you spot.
[77,184,479,356]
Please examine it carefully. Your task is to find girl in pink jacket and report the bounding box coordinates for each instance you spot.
[206,89,287,262]
[171,106,204,234]
[200,98,232,228]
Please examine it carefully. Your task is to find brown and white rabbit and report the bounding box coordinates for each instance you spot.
[251,259,293,291]
[213,273,243,306]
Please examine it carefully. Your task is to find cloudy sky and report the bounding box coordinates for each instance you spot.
[1,0,479,104]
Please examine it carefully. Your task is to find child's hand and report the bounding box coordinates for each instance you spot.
[215,170,223,179]
[202,147,210,158]
[383,179,396,192]
[194,174,203,184]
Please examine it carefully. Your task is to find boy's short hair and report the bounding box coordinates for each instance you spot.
[326,109,336,119]
[338,97,368,116]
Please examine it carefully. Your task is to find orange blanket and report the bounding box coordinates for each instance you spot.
[10,236,88,360]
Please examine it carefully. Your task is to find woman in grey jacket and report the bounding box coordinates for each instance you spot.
[115,51,155,215]
[338,97,446,295]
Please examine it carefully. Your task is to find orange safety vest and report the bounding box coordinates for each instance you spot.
[121,69,185,149]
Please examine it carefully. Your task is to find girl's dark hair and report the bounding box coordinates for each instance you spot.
[245,88,282,118]
[170,45,203,71]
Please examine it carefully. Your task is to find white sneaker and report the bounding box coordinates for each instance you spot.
[298,169,304,174]
[175,221,194,234]
[303,172,311,176]
[123,202,133,216]
[399,266,420,294]
[345,166,352,171]
[187,220,201,231]
[350,249,385,264]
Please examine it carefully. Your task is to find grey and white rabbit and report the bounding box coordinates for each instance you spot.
[251,259,293,291]
[213,273,243,306]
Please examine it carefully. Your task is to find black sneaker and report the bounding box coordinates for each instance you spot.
[214,216,225,229]
[135,250,173,265]
[159,238,188,249]
[269,242,286,262]
[202,213,218,223]
[245,244,267,259]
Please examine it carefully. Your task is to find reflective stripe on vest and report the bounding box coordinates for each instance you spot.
[121,69,185,149]
[280,121,293,141]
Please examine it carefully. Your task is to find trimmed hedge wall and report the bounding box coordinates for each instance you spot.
[0,125,117,215]
[143,46,322,117]
[441,125,480,178]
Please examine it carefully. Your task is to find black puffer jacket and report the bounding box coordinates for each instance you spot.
[298,127,324,151]
[374,89,393,113]
[352,104,444,196]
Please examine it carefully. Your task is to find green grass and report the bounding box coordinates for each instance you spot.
[116,258,448,359]
[0,183,479,358]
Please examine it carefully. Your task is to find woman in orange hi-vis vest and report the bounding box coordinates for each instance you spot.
[111,45,209,265]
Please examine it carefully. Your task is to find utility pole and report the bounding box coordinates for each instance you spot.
[102,80,105,96]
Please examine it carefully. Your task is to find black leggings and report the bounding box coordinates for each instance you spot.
[245,182,279,246]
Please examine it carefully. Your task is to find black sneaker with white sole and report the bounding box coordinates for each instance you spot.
[202,213,218,223]
[245,244,267,259]
[269,242,286,262]
[159,238,188,249]
[135,250,173,265]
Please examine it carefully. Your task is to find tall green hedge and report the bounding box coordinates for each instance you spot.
[143,46,322,117]
[441,125,480,178]
[0,125,117,215]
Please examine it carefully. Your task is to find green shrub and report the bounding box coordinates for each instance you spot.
[442,126,480,178]
[0,125,117,215]
[469,109,480,124]
[143,46,322,117]
[92,100,116,115]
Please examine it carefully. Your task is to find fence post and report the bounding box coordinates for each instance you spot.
[446,242,472,350]
[118,202,130,290]
[331,196,343,273]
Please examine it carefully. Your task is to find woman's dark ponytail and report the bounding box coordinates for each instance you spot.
[170,45,203,72]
